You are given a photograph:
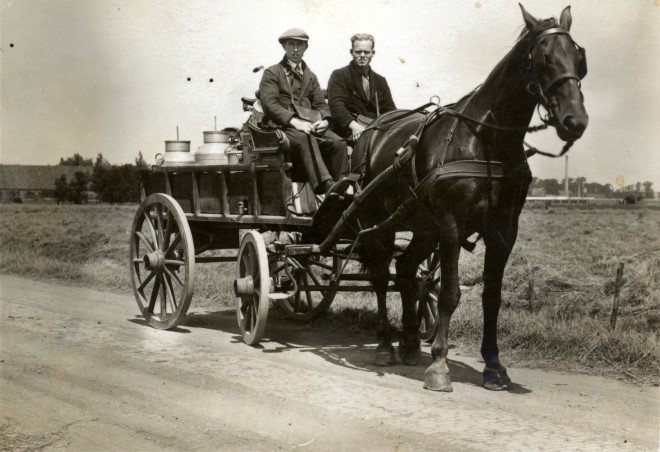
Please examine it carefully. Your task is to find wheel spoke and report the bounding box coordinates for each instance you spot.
[155,205,164,247]
[419,301,430,325]
[163,266,184,289]
[143,211,158,247]
[244,251,255,277]
[164,259,185,266]
[138,270,157,293]
[160,277,167,317]
[162,211,174,251]
[164,232,182,258]
[136,231,155,253]
[252,257,260,281]
[148,274,161,313]
[163,272,177,311]
[244,300,252,327]
[251,299,258,328]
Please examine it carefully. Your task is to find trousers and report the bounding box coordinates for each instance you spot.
[283,127,349,192]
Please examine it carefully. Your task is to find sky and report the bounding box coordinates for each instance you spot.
[1,0,659,189]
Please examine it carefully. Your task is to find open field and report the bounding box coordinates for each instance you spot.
[0,203,658,383]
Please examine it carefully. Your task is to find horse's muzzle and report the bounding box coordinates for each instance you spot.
[559,114,587,140]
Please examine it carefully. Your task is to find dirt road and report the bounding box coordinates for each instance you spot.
[0,275,657,451]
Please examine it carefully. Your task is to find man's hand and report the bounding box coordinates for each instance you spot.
[289,117,314,134]
[311,119,329,135]
[349,120,366,137]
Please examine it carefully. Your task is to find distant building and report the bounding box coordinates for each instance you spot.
[0,165,94,202]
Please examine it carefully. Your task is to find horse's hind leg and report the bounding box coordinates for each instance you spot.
[362,233,396,366]
[424,229,461,392]
[395,232,436,366]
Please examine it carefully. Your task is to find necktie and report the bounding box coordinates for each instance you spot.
[295,64,303,78]
[361,75,370,99]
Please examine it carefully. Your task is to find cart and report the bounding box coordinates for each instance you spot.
[129,105,440,345]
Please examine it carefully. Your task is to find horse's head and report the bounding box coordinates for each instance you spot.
[520,5,589,142]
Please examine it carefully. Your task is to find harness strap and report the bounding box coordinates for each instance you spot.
[440,91,479,165]
[360,160,506,235]
[312,102,437,145]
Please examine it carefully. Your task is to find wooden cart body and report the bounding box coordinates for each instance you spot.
[129,117,439,344]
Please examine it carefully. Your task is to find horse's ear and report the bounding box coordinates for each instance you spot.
[519,3,539,30]
[559,6,572,31]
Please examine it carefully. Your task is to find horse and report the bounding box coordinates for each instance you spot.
[351,4,588,391]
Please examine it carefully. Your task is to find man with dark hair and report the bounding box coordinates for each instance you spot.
[259,28,348,194]
[328,33,397,139]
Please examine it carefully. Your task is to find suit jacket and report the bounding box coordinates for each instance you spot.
[327,61,396,137]
[259,56,331,128]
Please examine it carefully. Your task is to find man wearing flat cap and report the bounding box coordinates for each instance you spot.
[328,33,396,139]
[259,28,348,194]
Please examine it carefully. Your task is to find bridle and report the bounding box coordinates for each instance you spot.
[525,27,587,129]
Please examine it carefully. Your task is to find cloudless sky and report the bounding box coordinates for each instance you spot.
[1,0,658,189]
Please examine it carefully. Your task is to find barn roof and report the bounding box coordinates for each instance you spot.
[0,165,94,191]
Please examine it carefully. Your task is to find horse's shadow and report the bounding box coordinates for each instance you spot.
[180,308,531,394]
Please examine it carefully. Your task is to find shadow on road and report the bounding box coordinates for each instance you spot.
[179,308,531,394]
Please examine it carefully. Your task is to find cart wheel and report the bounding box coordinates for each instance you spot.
[275,254,341,321]
[129,193,195,330]
[417,251,440,343]
[235,231,270,345]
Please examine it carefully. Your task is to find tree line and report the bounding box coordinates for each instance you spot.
[53,154,655,204]
[55,152,147,204]
[530,177,654,200]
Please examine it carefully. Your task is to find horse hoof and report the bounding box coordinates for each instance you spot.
[374,346,396,366]
[398,343,421,366]
[423,360,453,392]
[483,365,512,391]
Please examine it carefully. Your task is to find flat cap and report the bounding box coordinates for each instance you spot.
[278,28,309,44]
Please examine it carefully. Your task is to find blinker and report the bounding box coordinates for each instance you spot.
[577,47,587,79]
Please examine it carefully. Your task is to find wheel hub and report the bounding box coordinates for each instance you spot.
[143,250,165,271]
[234,276,254,297]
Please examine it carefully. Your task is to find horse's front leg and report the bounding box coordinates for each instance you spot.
[424,230,461,392]
[481,224,518,390]
[481,240,515,390]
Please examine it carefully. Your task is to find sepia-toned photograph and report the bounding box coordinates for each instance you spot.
[1,0,658,450]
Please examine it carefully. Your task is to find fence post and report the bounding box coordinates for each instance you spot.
[526,261,535,313]
[528,274,535,313]
[609,262,625,331]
